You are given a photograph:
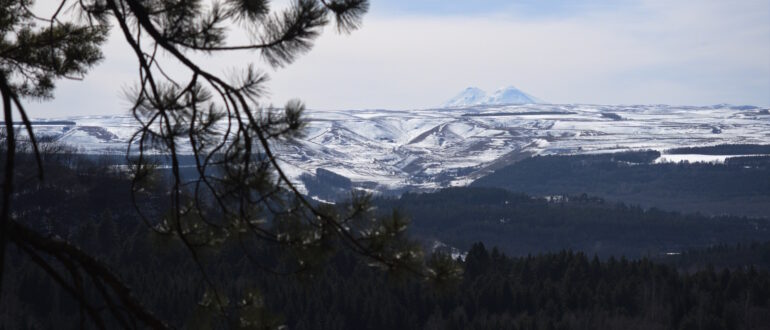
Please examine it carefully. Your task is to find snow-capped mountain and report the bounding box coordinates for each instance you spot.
[19,104,770,197]
[443,86,540,107]
[485,86,539,105]
[444,87,487,108]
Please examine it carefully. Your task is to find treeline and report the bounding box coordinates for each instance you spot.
[667,144,770,155]
[6,224,770,329]
[472,150,770,217]
[259,244,770,330]
[658,242,770,273]
[726,156,770,167]
[376,187,770,259]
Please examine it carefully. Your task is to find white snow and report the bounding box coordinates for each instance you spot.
[443,86,540,107]
[484,86,539,105]
[444,87,487,108]
[21,103,770,193]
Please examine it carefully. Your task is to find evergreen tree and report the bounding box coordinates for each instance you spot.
[0,0,460,327]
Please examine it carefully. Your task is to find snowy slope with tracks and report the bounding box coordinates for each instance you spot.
[19,104,770,194]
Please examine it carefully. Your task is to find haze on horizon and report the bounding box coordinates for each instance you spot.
[27,0,770,117]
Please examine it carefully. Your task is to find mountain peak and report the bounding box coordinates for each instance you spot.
[444,87,487,108]
[486,86,538,105]
[492,85,521,93]
[443,86,540,108]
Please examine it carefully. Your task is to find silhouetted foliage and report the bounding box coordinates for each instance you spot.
[0,0,464,327]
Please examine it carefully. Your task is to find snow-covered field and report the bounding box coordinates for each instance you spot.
[20,103,770,193]
[653,154,770,164]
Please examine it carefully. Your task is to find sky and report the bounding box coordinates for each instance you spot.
[26,0,770,117]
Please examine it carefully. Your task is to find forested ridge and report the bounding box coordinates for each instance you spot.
[666,144,770,155]
[1,151,769,328]
[472,150,770,218]
[660,242,770,273]
[6,224,770,329]
[378,187,770,259]
[259,244,770,329]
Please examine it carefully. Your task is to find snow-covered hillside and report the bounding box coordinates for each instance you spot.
[20,104,770,195]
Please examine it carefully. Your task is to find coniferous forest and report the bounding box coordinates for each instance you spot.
[472,150,770,218]
[0,149,769,329]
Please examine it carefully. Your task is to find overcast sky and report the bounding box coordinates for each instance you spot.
[27,0,770,117]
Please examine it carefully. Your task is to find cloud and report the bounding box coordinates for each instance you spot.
[25,0,770,117]
[266,0,768,109]
[371,0,640,18]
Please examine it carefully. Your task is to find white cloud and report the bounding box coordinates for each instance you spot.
[25,0,770,117]
[268,0,769,109]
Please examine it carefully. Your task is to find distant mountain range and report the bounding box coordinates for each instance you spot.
[20,104,770,199]
[444,86,541,107]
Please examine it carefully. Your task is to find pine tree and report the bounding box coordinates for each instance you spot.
[0,0,461,327]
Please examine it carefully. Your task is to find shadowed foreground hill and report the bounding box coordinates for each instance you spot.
[378,187,770,258]
[472,150,770,218]
[0,152,768,328]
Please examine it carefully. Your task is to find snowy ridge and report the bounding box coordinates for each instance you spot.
[22,104,770,195]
